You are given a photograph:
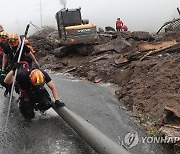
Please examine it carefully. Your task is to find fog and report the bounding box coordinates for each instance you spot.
[1,0,180,35]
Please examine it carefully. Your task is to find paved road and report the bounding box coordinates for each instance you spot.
[0,72,173,154]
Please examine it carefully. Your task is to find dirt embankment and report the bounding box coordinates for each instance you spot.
[29,27,180,151]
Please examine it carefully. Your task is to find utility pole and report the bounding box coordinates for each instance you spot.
[40,0,43,27]
[16,18,20,34]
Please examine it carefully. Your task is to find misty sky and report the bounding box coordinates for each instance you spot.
[1,0,180,35]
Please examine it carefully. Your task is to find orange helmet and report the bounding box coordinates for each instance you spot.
[29,69,45,86]
[0,31,9,41]
[8,33,19,46]
[0,25,4,32]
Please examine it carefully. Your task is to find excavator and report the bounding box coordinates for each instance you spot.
[55,7,99,57]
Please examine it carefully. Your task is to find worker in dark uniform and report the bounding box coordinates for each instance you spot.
[4,66,65,120]
[0,31,9,66]
[0,31,11,96]
[1,33,39,96]
[2,33,39,72]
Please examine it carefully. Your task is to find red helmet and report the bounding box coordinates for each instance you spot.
[0,25,4,32]
[8,33,19,46]
[29,69,45,86]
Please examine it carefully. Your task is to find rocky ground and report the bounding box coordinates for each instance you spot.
[28,26,180,152]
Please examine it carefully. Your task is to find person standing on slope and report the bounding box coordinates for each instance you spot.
[116,18,123,31]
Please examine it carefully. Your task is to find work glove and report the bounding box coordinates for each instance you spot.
[12,62,21,71]
[55,100,65,108]
[35,63,40,69]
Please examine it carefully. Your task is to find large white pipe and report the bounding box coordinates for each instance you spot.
[52,105,130,154]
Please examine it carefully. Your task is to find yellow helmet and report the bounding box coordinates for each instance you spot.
[8,33,19,46]
[0,31,9,41]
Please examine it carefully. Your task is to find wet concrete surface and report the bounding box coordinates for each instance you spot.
[0,72,173,154]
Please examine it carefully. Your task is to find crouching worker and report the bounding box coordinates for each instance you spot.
[4,63,65,120]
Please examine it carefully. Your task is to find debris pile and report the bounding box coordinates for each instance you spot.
[29,27,180,150]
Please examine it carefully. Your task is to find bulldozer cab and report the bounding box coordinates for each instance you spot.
[60,8,82,27]
[55,8,99,46]
[56,8,82,39]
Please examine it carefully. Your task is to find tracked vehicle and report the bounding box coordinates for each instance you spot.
[55,7,99,56]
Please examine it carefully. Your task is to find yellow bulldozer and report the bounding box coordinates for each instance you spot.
[55,7,99,56]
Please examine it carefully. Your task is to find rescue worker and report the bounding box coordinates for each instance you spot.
[1,33,39,73]
[116,18,123,31]
[4,65,65,120]
[24,39,35,54]
[24,39,35,67]
[121,25,128,31]
[0,31,9,67]
[1,33,39,96]
[0,31,10,96]
[0,25,5,63]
